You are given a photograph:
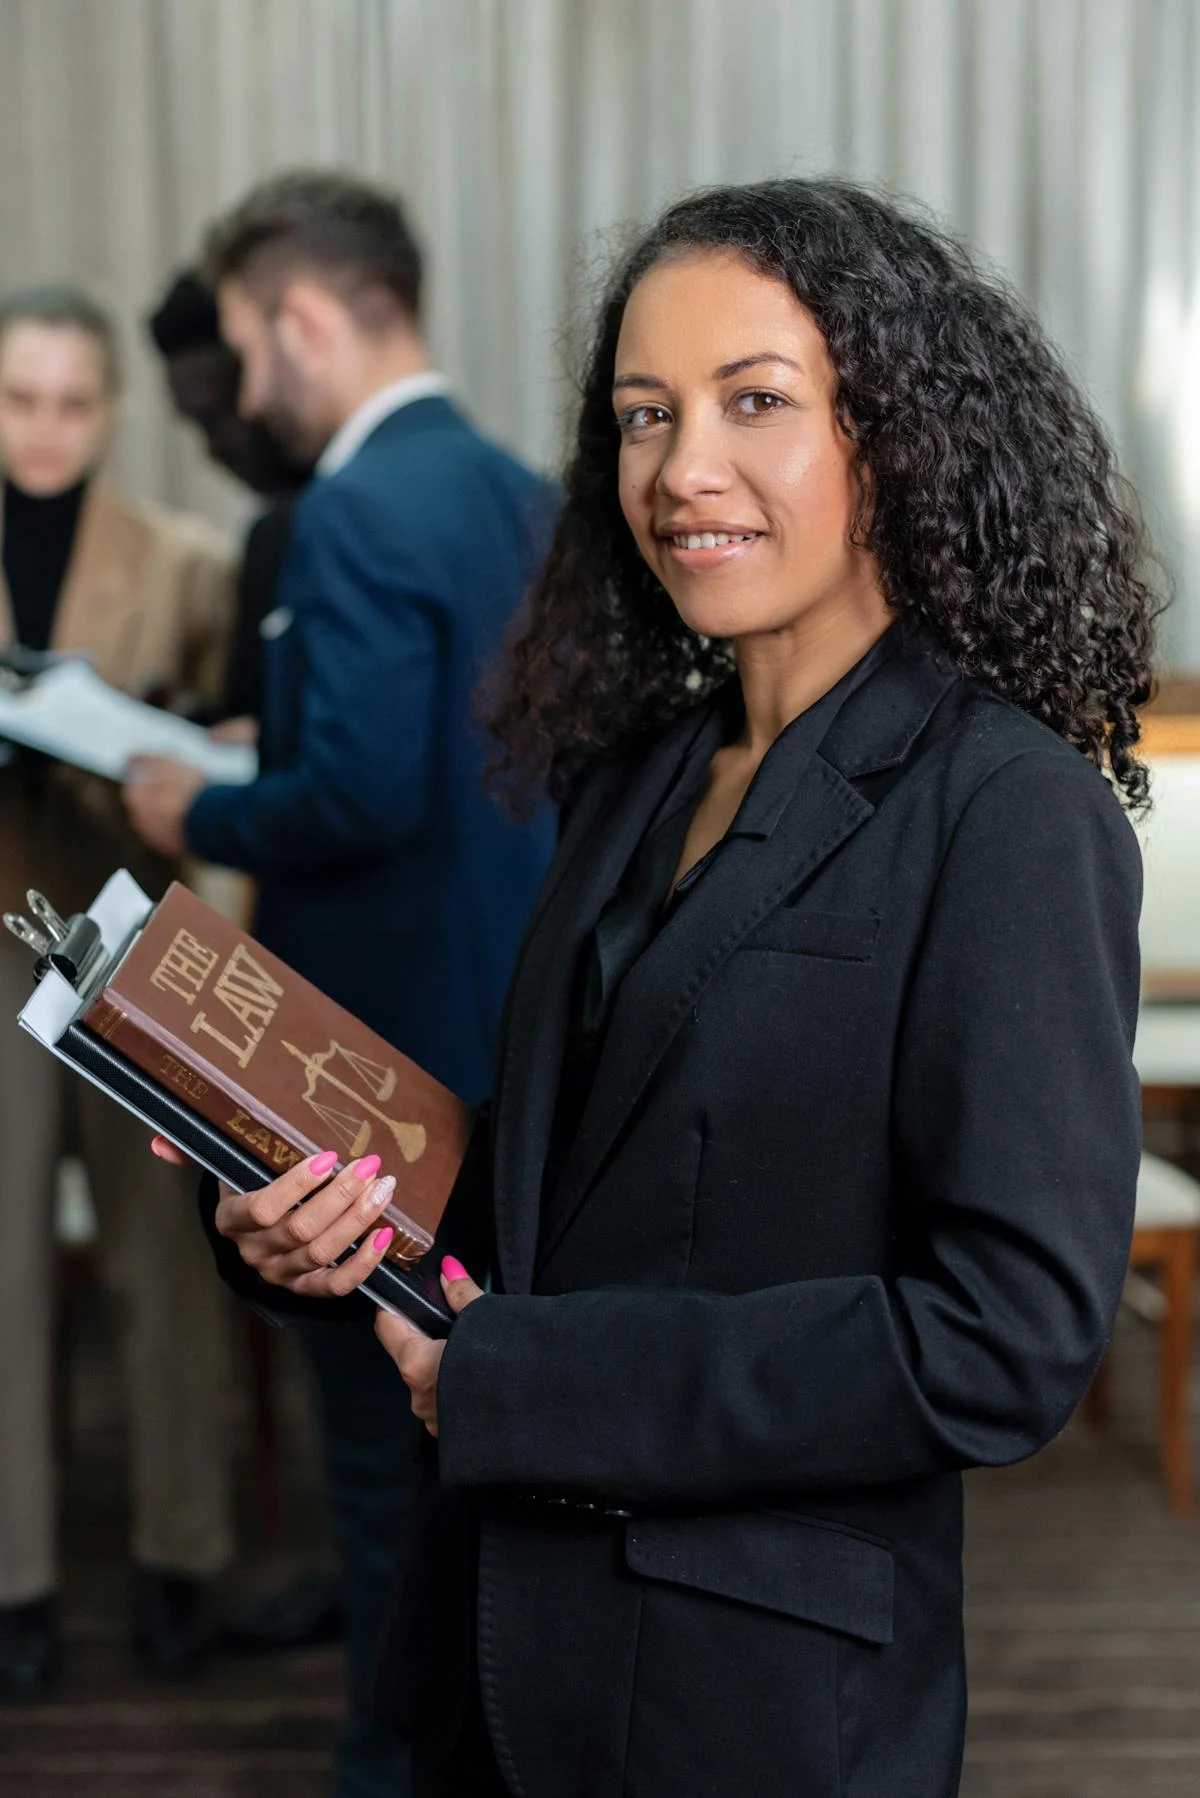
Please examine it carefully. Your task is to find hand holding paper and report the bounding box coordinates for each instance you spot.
[122,756,207,858]
[0,659,257,784]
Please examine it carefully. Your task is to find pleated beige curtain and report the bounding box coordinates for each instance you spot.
[0,0,1197,660]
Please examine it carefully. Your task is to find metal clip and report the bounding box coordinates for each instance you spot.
[26,891,69,944]
[3,913,52,956]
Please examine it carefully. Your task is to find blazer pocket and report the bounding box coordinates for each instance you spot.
[739,907,880,961]
[625,1510,893,1645]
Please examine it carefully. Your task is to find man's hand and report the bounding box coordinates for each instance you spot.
[122,755,207,858]
[210,716,259,746]
[376,1258,484,1436]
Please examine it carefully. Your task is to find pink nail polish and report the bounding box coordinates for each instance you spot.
[308,1150,338,1177]
[442,1256,469,1283]
[352,1154,382,1181]
[372,1226,394,1253]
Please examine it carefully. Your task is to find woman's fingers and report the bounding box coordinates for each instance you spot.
[265,1170,399,1281]
[375,1317,446,1434]
[287,1221,398,1298]
[217,1149,338,1238]
[215,1146,407,1294]
[375,1310,425,1356]
[439,1257,484,1312]
[150,1134,192,1168]
[218,1149,372,1242]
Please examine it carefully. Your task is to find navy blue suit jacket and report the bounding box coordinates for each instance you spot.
[186,396,556,1102]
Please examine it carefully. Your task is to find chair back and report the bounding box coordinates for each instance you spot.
[1135,744,1200,999]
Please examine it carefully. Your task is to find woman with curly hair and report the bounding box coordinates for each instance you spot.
[193,179,1156,1797]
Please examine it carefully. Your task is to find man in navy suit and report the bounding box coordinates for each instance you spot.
[124,171,555,1798]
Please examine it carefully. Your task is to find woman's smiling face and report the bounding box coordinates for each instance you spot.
[614,249,884,646]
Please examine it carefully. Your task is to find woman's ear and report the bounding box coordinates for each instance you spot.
[834,397,863,444]
[836,404,874,547]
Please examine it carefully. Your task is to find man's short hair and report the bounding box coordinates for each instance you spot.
[202,170,423,328]
[0,282,121,391]
[146,269,223,359]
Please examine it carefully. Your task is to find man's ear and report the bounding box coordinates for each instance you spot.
[275,278,343,368]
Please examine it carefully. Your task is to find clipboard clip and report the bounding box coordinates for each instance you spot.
[4,890,106,989]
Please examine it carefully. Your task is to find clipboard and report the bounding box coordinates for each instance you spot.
[10,871,453,1336]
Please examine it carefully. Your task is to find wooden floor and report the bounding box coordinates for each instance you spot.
[963,1307,1200,1798]
[0,1291,341,1797]
[1,1292,1198,1796]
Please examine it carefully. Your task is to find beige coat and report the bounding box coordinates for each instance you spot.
[0,483,235,915]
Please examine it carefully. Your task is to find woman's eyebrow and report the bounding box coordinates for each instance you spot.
[613,353,804,394]
[713,352,803,379]
[612,372,668,393]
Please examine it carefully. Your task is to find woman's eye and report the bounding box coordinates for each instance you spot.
[616,404,671,436]
[733,390,786,417]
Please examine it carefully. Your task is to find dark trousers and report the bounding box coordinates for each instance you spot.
[411,1676,509,1797]
[300,1318,423,1798]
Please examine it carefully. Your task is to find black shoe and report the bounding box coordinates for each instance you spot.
[0,1595,61,1701]
[219,1569,345,1653]
[130,1566,214,1678]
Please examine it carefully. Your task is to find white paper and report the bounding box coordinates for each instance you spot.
[0,660,257,784]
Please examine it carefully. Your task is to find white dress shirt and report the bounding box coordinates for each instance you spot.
[316,371,453,478]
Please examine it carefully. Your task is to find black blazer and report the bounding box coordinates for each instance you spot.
[206,631,1142,1796]
[389,631,1142,1798]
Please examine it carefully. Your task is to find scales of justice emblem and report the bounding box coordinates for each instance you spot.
[282,1039,427,1164]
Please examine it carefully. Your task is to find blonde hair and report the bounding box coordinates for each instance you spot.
[0,283,121,392]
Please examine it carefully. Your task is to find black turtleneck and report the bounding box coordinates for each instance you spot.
[2,477,88,651]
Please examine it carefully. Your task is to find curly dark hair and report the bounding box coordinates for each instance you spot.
[489,178,1161,808]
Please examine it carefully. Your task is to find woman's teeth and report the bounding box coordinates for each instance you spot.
[670,532,756,549]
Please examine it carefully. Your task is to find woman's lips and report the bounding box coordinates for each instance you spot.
[659,529,763,568]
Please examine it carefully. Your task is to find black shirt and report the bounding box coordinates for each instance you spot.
[224,496,298,723]
[541,625,901,1208]
[2,477,88,650]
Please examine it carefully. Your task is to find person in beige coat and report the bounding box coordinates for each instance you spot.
[0,284,236,1696]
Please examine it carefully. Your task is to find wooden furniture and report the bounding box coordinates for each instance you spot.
[1102,712,1200,1512]
[1133,745,1200,1000]
[1130,1155,1200,1516]
[1085,1153,1200,1517]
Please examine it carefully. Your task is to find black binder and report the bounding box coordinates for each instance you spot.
[10,872,453,1337]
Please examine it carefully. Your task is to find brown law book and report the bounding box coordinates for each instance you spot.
[83,882,470,1269]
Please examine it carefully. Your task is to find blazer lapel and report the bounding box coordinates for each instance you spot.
[0,569,15,646]
[0,484,134,665]
[535,631,959,1273]
[535,757,872,1270]
[49,487,143,679]
[492,701,721,1294]
[0,499,13,644]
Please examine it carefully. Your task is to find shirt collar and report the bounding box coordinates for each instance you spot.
[316,371,453,477]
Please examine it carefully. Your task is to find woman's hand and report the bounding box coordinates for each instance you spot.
[150,1134,400,1298]
[376,1258,484,1435]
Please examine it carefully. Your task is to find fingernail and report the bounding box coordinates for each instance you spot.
[308,1150,338,1177]
[442,1256,469,1283]
[353,1154,382,1181]
[372,1227,394,1253]
[369,1175,396,1209]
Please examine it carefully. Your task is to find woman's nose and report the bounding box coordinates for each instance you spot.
[654,417,731,501]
